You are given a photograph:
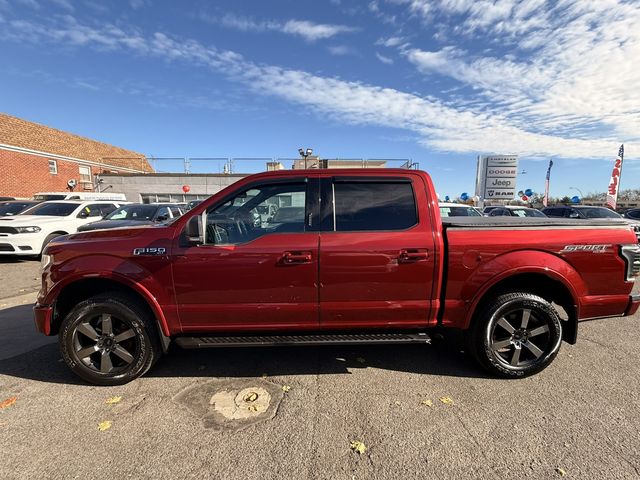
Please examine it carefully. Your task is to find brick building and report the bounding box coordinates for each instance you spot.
[0,113,152,199]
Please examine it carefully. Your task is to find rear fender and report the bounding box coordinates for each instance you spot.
[462,250,584,329]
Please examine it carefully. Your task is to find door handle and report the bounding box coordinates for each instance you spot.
[281,251,313,264]
[398,249,429,263]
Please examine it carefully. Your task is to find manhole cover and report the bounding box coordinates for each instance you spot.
[174,379,284,431]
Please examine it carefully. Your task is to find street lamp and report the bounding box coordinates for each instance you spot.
[569,186,584,199]
[298,148,313,169]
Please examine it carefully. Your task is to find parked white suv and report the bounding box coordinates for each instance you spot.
[0,200,125,256]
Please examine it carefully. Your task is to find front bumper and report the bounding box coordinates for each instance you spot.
[33,304,54,335]
[0,233,44,255]
[625,294,640,316]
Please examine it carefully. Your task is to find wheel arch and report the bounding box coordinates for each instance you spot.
[51,276,171,347]
[466,271,579,344]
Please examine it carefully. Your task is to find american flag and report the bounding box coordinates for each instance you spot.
[606,144,625,210]
[543,160,553,207]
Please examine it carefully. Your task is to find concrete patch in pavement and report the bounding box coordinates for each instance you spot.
[174,379,284,431]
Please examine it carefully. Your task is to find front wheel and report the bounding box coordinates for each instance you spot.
[469,292,562,378]
[59,292,161,385]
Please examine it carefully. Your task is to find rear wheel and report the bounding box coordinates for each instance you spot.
[469,292,562,378]
[59,292,161,385]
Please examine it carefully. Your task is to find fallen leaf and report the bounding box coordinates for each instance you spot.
[282,385,291,393]
[421,399,434,407]
[0,397,17,409]
[556,467,567,477]
[244,392,259,402]
[105,396,122,405]
[439,396,454,406]
[394,401,401,406]
[247,405,259,412]
[350,440,367,454]
[98,421,112,431]
[356,357,366,364]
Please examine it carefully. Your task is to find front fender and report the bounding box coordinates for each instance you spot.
[42,254,174,336]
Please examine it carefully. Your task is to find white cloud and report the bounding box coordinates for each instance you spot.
[328,45,356,56]
[1,14,636,159]
[203,13,357,42]
[375,36,405,47]
[375,52,394,64]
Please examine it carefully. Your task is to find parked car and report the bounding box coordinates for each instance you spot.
[487,206,547,218]
[439,202,482,217]
[0,196,15,201]
[622,208,640,220]
[0,200,40,216]
[33,192,127,201]
[0,200,125,256]
[77,203,185,232]
[186,200,203,211]
[35,169,640,385]
[542,205,640,241]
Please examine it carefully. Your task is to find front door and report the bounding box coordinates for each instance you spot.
[172,177,320,332]
[318,175,437,329]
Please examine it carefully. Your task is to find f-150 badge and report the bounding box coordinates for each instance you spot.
[560,244,610,253]
[133,247,166,256]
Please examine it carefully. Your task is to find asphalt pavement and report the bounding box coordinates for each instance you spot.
[1,259,639,479]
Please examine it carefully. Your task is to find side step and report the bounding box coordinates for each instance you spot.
[175,332,431,348]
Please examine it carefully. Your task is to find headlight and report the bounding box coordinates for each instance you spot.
[15,226,41,233]
[40,254,52,271]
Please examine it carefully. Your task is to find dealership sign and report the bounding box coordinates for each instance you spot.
[475,155,519,201]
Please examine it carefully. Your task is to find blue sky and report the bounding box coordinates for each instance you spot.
[1,0,639,199]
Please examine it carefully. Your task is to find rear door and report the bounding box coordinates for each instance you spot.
[318,174,437,329]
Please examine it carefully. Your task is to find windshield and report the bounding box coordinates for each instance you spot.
[106,205,158,221]
[21,202,79,216]
[0,202,34,216]
[579,207,621,219]
[510,208,546,218]
[440,206,481,217]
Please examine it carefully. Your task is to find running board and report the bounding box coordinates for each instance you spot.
[175,332,431,348]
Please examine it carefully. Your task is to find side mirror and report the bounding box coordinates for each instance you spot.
[186,214,204,244]
[79,210,89,218]
[569,212,580,219]
[156,214,169,222]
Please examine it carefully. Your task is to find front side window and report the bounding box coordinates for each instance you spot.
[79,203,106,218]
[332,181,417,231]
[205,182,307,244]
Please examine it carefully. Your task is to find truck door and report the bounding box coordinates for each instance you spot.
[172,177,320,331]
[318,175,437,328]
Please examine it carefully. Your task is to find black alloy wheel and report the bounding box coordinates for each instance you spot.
[470,292,563,378]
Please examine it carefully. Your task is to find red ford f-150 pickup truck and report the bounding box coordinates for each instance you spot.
[34,169,640,385]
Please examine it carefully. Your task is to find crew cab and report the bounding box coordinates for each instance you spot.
[34,169,640,385]
[0,200,125,256]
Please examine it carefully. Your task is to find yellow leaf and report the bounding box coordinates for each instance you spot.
[0,397,17,409]
[282,385,291,393]
[556,467,567,477]
[98,421,112,431]
[105,396,122,405]
[356,357,366,364]
[421,399,434,407]
[350,440,367,454]
[439,396,454,406]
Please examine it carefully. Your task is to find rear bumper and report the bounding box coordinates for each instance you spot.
[33,304,54,335]
[625,294,640,316]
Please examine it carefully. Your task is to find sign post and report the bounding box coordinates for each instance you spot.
[475,155,519,208]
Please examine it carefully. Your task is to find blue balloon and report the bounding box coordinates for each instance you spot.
[460,192,469,201]
[524,189,533,197]
[445,195,450,202]
[571,195,580,204]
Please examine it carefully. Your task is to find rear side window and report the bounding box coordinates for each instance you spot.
[333,181,417,231]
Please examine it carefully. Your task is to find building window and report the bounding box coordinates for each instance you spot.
[79,165,91,183]
[48,159,58,174]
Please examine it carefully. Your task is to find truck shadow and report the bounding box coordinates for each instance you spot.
[0,338,490,385]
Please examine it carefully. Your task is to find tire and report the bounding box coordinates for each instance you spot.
[469,292,562,378]
[59,292,162,386]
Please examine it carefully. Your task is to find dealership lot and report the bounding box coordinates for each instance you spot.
[1,259,639,479]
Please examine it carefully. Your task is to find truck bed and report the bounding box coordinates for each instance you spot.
[441,217,631,229]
